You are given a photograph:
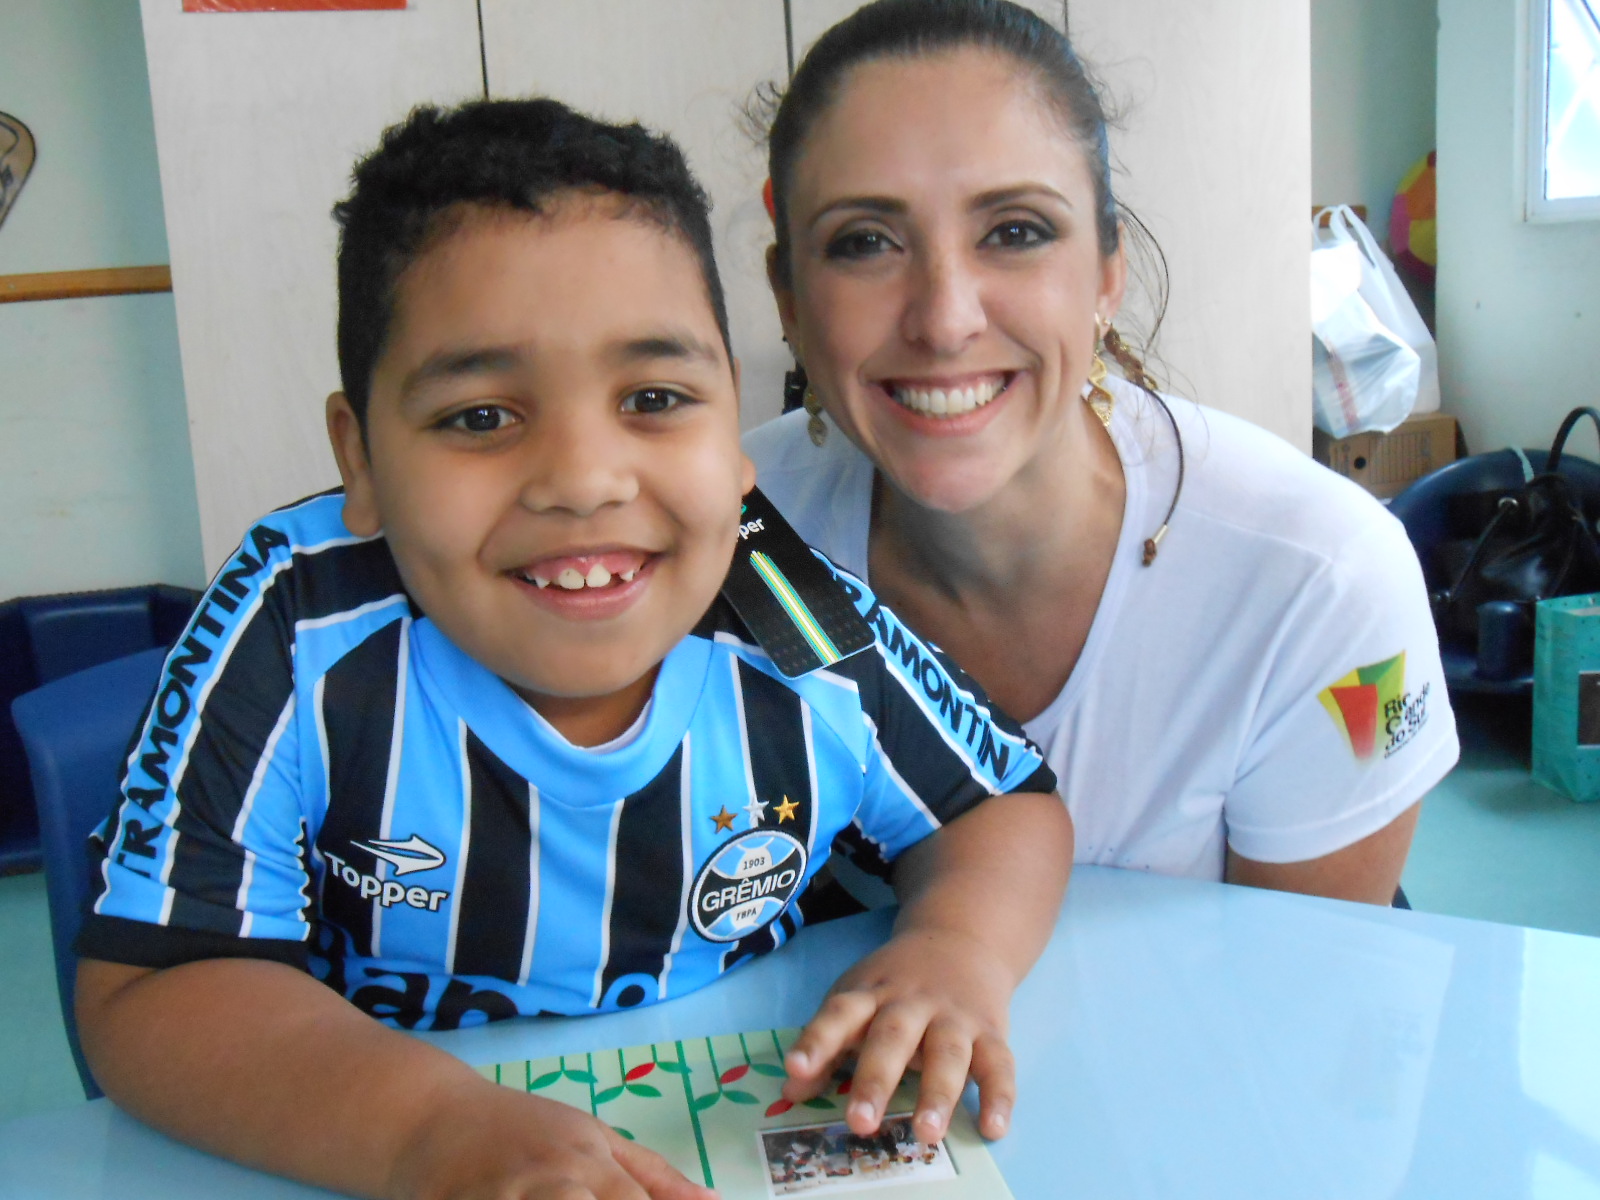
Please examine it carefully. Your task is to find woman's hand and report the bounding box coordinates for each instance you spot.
[780,926,1017,1146]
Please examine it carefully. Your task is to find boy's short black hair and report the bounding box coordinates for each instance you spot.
[333,98,731,425]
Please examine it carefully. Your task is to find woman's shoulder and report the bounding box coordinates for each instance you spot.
[742,410,875,572]
[1131,387,1405,563]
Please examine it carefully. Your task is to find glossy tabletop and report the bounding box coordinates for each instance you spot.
[4,866,1600,1199]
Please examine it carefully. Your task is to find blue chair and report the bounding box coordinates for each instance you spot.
[11,647,166,1099]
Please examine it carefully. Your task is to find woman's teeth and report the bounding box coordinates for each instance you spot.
[891,378,1004,417]
[527,565,638,590]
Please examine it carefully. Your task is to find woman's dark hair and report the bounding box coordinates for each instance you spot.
[333,97,730,427]
[766,0,1123,288]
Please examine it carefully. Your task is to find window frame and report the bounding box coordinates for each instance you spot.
[1523,0,1600,222]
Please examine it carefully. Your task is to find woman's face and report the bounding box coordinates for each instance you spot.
[773,48,1126,513]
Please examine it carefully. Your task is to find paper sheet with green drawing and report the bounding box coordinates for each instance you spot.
[477,1027,1013,1198]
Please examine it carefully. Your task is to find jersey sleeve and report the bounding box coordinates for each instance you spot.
[1224,508,1460,864]
[822,555,1056,874]
[77,515,316,970]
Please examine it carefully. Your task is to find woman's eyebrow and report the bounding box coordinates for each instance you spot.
[970,184,1073,211]
[808,196,905,230]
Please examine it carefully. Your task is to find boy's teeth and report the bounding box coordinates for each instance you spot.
[892,378,1004,417]
[525,559,643,591]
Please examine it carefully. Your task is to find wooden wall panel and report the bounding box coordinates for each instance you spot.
[789,0,1311,447]
[481,0,790,431]
[139,0,483,570]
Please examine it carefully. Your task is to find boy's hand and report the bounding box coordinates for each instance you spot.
[780,928,1016,1149]
[393,1079,717,1200]
[782,792,1072,1152]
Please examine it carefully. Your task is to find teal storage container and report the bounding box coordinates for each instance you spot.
[1532,592,1600,802]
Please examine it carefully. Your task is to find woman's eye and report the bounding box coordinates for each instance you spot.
[441,405,516,434]
[984,220,1053,249]
[622,388,688,415]
[825,229,895,260]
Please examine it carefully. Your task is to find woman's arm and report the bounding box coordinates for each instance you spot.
[779,791,1072,1146]
[77,956,713,1200]
[1226,801,1421,906]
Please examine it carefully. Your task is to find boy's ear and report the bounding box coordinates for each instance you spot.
[325,392,382,537]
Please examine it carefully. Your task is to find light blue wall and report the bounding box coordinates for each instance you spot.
[1436,0,1600,454]
[1312,0,1438,235]
[0,0,204,596]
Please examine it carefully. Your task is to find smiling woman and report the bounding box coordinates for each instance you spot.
[746,0,1460,904]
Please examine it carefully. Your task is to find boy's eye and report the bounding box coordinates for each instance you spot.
[824,228,896,261]
[982,219,1055,249]
[440,404,517,434]
[621,388,690,415]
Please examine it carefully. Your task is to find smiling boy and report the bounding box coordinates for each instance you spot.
[73,100,1071,1199]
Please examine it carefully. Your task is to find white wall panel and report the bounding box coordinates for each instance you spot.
[790,0,1310,447]
[481,0,790,431]
[139,0,483,570]
[1063,2,1311,446]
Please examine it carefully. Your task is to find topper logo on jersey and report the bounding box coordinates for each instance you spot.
[323,835,450,912]
[690,830,806,942]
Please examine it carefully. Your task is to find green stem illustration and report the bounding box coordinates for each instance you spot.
[587,1052,597,1116]
[675,1040,714,1188]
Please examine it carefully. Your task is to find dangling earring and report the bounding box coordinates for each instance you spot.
[1084,316,1114,428]
[803,385,828,447]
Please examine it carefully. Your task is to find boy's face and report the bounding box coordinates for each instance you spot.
[328,197,753,740]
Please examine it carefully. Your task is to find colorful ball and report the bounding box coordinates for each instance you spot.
[1389,150,1437,283]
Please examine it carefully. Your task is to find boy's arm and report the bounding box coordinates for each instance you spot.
[781,790,1071,1146]
[77,956,715,1200]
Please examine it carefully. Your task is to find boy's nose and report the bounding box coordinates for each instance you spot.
[516,416,639,517]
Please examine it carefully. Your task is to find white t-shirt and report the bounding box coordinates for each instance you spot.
[744,378,1459,880]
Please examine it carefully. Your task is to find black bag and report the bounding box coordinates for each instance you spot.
[1431,407,1600,656]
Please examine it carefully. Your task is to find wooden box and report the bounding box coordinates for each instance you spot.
[1313,412,1460,500]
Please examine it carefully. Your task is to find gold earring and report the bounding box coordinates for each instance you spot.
[803,385,828,447]
[1085,346,1114,429]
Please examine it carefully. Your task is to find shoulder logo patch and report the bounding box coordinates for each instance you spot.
[1318,652,1430,760]
[691,829,807,943]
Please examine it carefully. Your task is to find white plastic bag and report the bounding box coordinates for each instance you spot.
[1310,205,1439,438]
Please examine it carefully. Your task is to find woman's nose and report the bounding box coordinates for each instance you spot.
[517,412,639,517]
[900,245,987,354]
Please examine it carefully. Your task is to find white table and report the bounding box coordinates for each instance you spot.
[4,866,1599,1198]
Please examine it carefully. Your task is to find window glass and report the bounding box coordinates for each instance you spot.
[1545,0,1600,201]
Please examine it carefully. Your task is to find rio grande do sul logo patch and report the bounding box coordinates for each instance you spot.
[1318,651,1430,761]
[690,829,806,943]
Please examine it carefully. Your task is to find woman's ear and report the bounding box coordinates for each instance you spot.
[766,243,801,346]
[325,392,381,537]
[1099,233,1130,323]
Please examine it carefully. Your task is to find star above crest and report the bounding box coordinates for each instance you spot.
[710,806,736,832]
[743,796,769,827]
[774,795,799,823]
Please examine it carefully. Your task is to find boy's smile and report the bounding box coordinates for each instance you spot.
[328,196,753,745]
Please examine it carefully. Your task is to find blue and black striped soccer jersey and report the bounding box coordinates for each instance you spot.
[80,492,1054,1029]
